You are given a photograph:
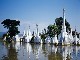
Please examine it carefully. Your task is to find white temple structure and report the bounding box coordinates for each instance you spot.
[68,28,73,44]
[15,35,20,42]
[25,26,32,43]
[58,9,73,45]
[44,34,58,44]
[73,28,80,45]
[34,24,42,43]
[79,33,80,44]
[23,30,26,37]
[45,36,51,43]
[53,34,58,44]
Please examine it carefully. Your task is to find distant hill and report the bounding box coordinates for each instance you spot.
[0,32,6,38]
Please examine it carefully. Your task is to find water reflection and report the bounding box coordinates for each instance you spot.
[0,42,80,60]
[1,42,17,60]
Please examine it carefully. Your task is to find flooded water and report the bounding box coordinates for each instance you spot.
[0,41,80,60]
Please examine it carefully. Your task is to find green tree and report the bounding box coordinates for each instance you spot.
[46,24,58,43]
[1,19,20,39]
[55,17,70,35]
[40,29,47,43]
[47,23,58,38]
[41,17,71,41]
[46,17,70,39]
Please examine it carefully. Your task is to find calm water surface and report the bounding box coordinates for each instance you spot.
[0,41,80,60]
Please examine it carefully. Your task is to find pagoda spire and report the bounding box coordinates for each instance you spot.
[36,24,38,35]
[63,8,65,28]
[75,26,76,36]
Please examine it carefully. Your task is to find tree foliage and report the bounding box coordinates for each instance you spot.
[47,24,58,38]
[45,17,70,38]
[40,17,71,40]
[1,19,20,38]
[40,29,47,43]
[72,31,79,38]
[55,17,70,35]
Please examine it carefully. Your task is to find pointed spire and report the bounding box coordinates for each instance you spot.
[36,24,38,35]
[70,28,72,35]
[23,30,25,36]
[63,8,65,28]
[29,26,30,29]
[75,26,76,32]
[54,21,56,26]
[28,26,30,36]
[75,26,76,36]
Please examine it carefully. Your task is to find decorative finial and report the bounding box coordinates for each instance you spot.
[63,8,65,11]
[36,24,38,27]
[75,26,76,32]
[29,26,30,29]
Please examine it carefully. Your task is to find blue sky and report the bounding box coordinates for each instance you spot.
[0,0,80,34]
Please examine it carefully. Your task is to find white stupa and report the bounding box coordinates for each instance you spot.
[15,35,20,42]
[79,33,80,44]
[34,24,42,43]
[45,36,51,43]
[58,9,69,45]
[23,30,26,37]
[25,26,32,43]
[68,28,73,44]
[53,34,58,44]
[73,28,79,45]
